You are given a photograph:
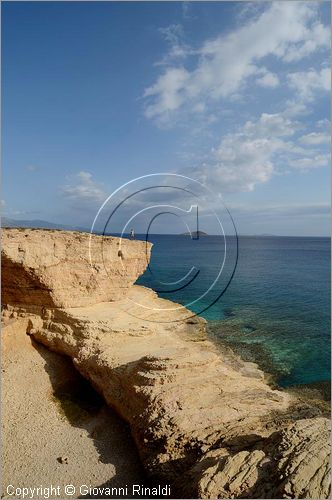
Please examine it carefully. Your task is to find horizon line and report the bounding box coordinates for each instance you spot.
[2,225,330,239]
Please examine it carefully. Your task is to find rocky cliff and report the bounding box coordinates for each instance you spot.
[2,228,330,499]
[2,228,151,308]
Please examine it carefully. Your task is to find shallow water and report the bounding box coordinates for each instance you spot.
[136,235,331,388]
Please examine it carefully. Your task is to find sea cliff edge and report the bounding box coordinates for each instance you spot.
[2,228,330,499]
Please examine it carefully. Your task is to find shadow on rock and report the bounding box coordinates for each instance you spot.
[30,338,149,494]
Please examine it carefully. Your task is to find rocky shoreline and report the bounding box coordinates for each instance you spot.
[2,228,331,499]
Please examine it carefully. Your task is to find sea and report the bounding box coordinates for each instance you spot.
[134,234,331,389]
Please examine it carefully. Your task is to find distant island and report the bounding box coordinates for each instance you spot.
[181,231,208,237]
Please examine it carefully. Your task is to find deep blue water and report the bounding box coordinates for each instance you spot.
[134,235,331,388]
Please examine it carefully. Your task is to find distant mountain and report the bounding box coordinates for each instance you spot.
[2,216,88,232]
[181,230,208,237]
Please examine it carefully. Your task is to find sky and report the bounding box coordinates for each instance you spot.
[2,1,331,236]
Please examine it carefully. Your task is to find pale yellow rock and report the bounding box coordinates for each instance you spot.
[1,318,144,499]
[184,417,330,499]
[2,228,151,308]
[275,417,331,499]
[2,228,330,499]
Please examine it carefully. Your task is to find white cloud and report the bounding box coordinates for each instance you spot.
[212,137,275,192]
[159,23,183,46]
[143,2,330,197]
[205,113,294,192]
[243,113,299,137]
[192,102,206,113]
[256,71,280,88]
[282,22,330,62]
[288,67,330,101]
[316,118,330,130]
[144,67,189,119]
[288,154,330,170]
[157,24,189,64]
[144,2,330,122]
[190,111,329,192]
[62,171,106,207]
[299,132,331,145]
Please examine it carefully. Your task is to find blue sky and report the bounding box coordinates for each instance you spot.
[2,1,331,235]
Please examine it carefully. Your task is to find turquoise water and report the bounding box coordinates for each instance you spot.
[136,235,331,388]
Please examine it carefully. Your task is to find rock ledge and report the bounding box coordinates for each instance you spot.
[2,229,330,499]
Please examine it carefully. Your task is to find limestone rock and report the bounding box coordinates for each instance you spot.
[273,417,331,499]
[2,228,151,308]
[22,289,326,488]
[2,229,330,498]
[182,417,330,498]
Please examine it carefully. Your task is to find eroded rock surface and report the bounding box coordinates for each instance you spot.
[2,228,330,499]
[181,417,330,498]
[2,228,151,308]
[2,318,145,499]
